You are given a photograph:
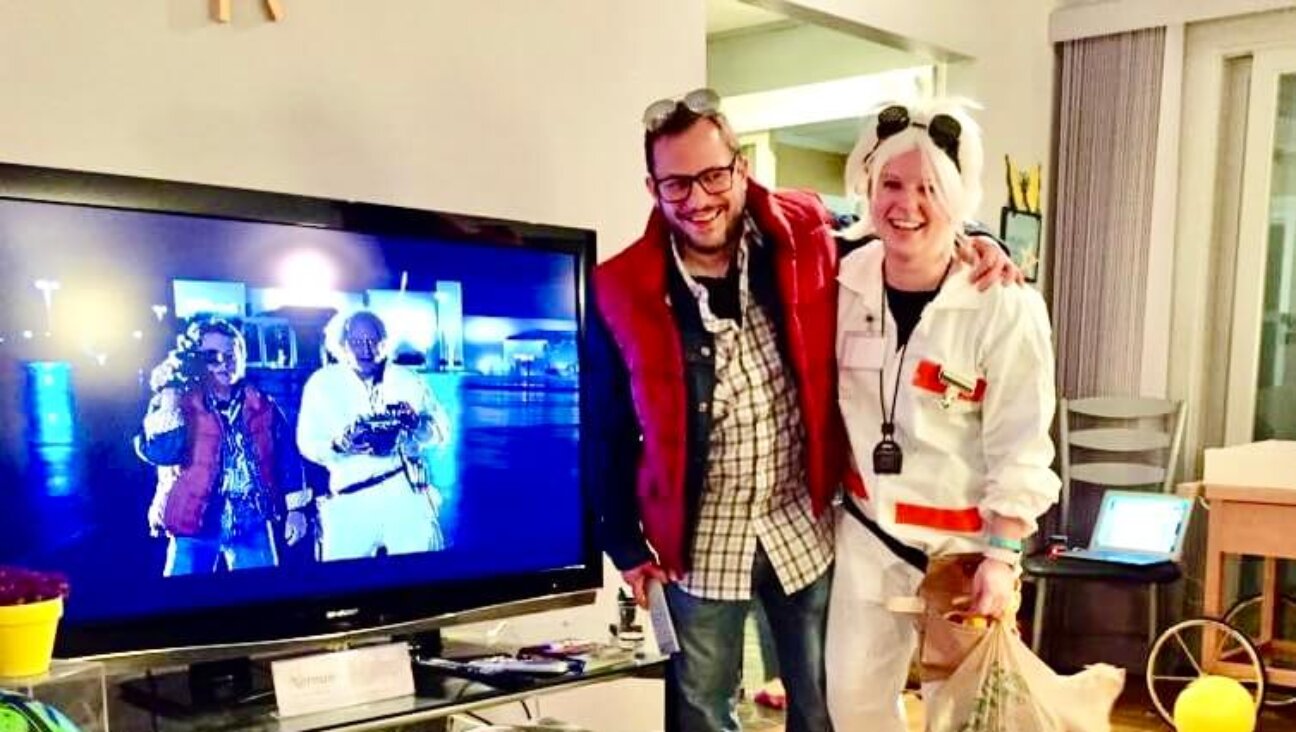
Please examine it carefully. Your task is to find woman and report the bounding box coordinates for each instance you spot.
[825,100,1061,732]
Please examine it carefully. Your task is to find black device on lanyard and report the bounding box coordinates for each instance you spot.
[872,438,904,475]
[873,347,907,475]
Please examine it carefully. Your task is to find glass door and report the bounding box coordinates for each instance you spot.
[1226,49,1296,443]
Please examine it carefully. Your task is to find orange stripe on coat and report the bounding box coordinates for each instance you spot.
[894,503,984,533]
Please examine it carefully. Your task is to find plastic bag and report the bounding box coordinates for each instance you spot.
[924,621,1125,732]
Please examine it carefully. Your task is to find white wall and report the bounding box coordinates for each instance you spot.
[708,22,926,96]
[764,0,1056,229]
[0,0,702,260]
[0,2,703,728]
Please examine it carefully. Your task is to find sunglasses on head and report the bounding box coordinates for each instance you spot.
[874,105,962,170]
[642,88,722,132]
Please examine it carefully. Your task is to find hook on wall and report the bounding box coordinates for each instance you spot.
[212,0,283,23]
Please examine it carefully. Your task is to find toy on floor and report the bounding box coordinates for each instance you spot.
[1172,675,1256,732]
[752,678,786,710]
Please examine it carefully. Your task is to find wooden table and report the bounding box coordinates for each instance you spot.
[1200,483,1296,688]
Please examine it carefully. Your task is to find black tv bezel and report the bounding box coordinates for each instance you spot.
[0,162,603,659]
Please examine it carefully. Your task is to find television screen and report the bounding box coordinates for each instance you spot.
[0,165,598,656]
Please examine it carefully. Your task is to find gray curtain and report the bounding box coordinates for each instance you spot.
[1044,27,1170,672]
[1050,27,1166,397]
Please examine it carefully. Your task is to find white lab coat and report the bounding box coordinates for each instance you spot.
[826,241,1060,732]
[296,362,450,560]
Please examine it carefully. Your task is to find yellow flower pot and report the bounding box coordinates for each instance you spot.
[0,597,62,678]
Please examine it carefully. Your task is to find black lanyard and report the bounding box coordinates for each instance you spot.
[873,257,953,475]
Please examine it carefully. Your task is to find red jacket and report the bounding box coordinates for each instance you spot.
[147,387,280,537]
[592,183,845,574]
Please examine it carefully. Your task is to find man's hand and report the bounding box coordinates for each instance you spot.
[388,401,421,430]
[958,234,1024,290]
[971,557,1020,618]
[149,357,187,393]
[621,561,673,609]
[284,511,308,546]
[334,419,375,455]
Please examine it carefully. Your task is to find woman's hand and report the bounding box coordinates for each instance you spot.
[971,556,1020,618]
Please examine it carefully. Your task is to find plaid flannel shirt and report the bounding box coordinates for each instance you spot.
[672,217,834,601]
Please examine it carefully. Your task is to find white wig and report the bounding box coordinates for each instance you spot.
[323,308,389,362]
[840,98,984,241]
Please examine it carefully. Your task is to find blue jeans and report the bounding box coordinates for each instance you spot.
[665,547,833,732]
[164,523,278,576]
[753,602,780,681]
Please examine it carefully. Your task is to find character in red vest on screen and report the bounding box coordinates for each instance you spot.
[136,318,309,576]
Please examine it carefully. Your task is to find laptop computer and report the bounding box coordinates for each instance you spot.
[1059,490,1193,566]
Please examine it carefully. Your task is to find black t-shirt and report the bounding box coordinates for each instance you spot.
[694,265,742,324]
[886,284,940,348]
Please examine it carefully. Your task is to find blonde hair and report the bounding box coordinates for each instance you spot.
[840,98,984,241]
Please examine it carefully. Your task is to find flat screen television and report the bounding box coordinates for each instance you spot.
[0,163,600,660]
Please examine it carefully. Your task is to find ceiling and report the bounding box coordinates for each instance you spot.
[703,0,889,157]
[705,0,787,36]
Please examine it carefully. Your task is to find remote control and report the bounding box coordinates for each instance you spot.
[646,579,679,655]
[413,656,475,673]
[468,657,573,676]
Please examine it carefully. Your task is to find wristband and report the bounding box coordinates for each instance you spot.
[987,535,1024,552]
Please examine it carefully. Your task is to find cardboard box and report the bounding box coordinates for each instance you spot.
[1203,440,1296,490]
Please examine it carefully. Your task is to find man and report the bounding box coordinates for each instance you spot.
[296,309,451,561]
[590,89,1017,732]
[137,318,309,576]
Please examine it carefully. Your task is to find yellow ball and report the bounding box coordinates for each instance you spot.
[1173,675,1257,732]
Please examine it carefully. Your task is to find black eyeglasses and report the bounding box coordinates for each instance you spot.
[874,105,962,170]
[642,88,722,132]
[652,154,739,203]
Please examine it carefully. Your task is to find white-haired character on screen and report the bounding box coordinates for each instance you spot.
[296,309,452,561]
[826,99,1060,732]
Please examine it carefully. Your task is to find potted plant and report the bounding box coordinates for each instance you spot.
[0,567,69,678]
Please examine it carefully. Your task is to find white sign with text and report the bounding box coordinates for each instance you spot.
[271,641,415,718]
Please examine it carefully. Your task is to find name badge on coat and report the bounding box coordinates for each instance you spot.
[842,330,885,371]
